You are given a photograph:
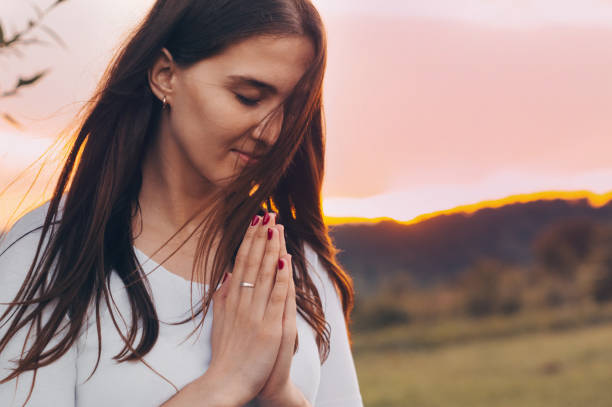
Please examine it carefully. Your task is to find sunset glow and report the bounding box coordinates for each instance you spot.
[2,1,612,231]
[323,190,612,226]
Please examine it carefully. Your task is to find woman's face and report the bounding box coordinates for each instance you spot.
[151,34,315,188]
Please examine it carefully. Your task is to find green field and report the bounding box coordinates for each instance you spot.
[354,317,612,406]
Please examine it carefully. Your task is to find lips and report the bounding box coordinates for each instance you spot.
[232,149,260,163]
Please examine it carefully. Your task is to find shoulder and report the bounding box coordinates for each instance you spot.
[0,201,58,300]
[0,201,55,260]
[0,196,67,254]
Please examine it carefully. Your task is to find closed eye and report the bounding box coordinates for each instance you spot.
[235,93,261,107]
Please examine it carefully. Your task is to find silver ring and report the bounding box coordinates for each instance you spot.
[239,281,255,288]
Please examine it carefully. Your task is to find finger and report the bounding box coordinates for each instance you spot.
[237,212,276,289]
[277,224,288,258]
[220,272,232,299]
[262,254,291,327]
[212,272,230,315]
[260,263,296,394]
[287,260,298,354]
[211,272,231,350]
[250,226,282,321]
[236,212,279,309]
[226,214,264,310]
[280,255,297,353]
[287,257,296,323]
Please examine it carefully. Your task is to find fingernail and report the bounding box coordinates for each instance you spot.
[278,259,285,270]
[262,212,270,225]
[267,228,273,240]
[251,215,260,226]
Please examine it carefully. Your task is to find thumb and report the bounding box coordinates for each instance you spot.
[211,272,231,352]
[213,272,232,309]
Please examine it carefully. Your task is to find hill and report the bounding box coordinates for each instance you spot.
[329,198,612,295]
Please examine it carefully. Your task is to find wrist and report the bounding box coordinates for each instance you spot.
[256,381,309,407]
[195,368,252,407]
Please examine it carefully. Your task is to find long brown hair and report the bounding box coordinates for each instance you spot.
[0,0,355,393]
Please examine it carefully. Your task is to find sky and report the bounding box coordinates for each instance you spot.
[2,0,612,225]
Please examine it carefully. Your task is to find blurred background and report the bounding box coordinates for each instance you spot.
[2,0,612,406]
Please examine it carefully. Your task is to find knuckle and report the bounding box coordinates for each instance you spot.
[258,266,274,282]
[243,225,256,239]
[238,231,255,249]
[276,268,288,283]
[239,235,253,249]
[265,238,279,253]
[270,285,287,302]
[256,224,268,237]
[245,254,261,270]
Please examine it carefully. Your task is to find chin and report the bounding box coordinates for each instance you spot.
[212,170,241,187]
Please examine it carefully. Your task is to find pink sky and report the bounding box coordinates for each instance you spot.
[2,0,612,222]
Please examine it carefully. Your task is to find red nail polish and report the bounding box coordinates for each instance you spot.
[278,259,284,270]
[262,212,270,225]
[251,215,259,226]
[267,228,273,240]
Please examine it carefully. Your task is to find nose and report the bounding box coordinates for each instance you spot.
[251,106,284,146]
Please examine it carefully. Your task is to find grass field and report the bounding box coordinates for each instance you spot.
[353,308,612,406]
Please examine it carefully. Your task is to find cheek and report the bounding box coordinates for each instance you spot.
[170,87,242,153]
[167,87,260,182]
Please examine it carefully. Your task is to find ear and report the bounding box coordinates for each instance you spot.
[148,48,176,105]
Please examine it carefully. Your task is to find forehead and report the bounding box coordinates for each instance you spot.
[184,35,315,95]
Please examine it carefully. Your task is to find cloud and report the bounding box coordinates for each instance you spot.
[324,169,612,222]
[312,0,612,28]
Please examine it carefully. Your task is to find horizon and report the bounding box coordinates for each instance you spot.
[2,189,610,232]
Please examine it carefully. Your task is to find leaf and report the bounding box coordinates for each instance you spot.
[3,33,21,48]
[31,4,44,19]
[40,25,66,49]
[16,70,48,88]
[1,113,23,129]
[1,88,18,97]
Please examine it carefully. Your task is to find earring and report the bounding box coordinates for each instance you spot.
[162,95,168,109]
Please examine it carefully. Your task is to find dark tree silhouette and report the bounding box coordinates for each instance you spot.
[532,218,599,278]
[0,0,69,127]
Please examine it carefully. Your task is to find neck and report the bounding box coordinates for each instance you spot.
[137,116,217,237]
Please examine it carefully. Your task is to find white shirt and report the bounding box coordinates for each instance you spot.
[0,203,363,406]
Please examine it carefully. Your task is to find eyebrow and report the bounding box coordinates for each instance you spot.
[227,75,279,95]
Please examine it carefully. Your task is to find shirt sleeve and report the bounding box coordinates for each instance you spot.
[305,244,364,407]
[0,207,77,407]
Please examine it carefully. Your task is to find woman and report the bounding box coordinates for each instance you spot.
[0,0,363,406]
